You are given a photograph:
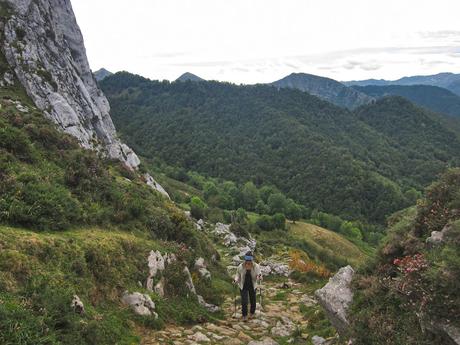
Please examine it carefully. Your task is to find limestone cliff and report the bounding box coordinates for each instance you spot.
[0,0,169,197]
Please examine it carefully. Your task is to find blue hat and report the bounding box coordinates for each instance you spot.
[244,251,254,261]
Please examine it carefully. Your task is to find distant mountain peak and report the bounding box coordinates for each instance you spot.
[94,68,113,81]
[176,72,205,82]
[271,72,373,109]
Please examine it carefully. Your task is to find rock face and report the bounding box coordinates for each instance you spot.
[1,0,139,170]
[272,73,373,109]
[315,265,354,336]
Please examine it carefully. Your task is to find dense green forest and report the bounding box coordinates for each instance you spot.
[353,84,460,118]
[101,72,460,225]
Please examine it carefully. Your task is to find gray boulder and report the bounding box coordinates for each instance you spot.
[121,292,158,318]
[315,265,354,336]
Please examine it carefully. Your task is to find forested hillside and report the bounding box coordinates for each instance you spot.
[101,72,460,225]
[353,84,460,118]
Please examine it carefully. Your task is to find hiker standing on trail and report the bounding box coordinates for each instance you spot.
[233,251,262,321]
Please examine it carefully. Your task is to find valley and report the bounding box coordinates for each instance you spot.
[0,0,459,344]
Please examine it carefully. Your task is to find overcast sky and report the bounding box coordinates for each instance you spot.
[71,0,460,84]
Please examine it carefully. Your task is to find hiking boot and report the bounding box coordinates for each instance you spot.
[242,316,248,322]
[249,313,255,319]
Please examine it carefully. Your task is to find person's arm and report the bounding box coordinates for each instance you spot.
[234,265,241,284]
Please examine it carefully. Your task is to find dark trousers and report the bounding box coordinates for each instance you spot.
[240,288,256,316]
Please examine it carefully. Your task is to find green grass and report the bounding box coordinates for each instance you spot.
[0,225,227,344]
[289,221,371,268]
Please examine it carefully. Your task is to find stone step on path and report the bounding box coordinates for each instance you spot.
[139,279,316,345]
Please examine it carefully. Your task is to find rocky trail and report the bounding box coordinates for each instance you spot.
[140,278,321,345]
[138,221,336,345]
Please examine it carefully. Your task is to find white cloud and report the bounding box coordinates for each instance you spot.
[71,0,460,84]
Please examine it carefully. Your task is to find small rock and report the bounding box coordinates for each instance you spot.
[236,331,253,342]
[188,331,210,343]
[248,337,279,345]
[71,295,84,314]
[270,316,296,337]
[312,335,327,345]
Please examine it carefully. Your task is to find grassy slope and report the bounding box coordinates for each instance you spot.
[0,54,224,343]
[289,222,369,267]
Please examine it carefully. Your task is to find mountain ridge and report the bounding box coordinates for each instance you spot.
[344,72,460,96]
[271,72,374,109]
[353,84,460,118]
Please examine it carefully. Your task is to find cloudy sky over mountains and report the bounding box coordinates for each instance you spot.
[72,0,460,84]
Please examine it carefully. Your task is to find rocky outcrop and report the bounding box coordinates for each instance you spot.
[121,291,158,318]
[143,173,170,198]
[315,265,354,336]
[183,266,219,312]
[195,257,211,279]
[426,223,453,246]
[146,250,176,291]
[0,0,166,185]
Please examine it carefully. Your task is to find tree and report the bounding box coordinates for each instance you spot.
[255,200,269,215]
[286,201,301,223]
[233,208,248,224]
[267,193,287,215]
[203,182,219,201]
[272,213,286,230]
[241,181,259,211]
[259,185,277,204]
[190,196,206,220]
[339,221,363,240]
